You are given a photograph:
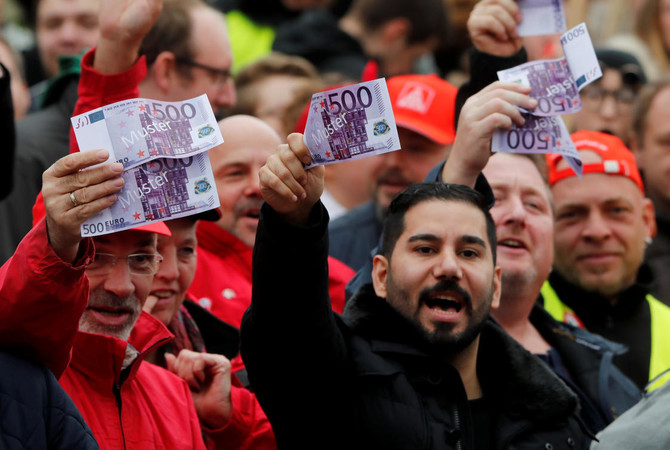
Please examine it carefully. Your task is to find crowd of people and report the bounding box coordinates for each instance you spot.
[1,0,670,448]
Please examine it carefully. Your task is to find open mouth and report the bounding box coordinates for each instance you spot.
[424,294,463,313]
[88,306,133,326]
[499,238,527,250]
[242,208,260,219]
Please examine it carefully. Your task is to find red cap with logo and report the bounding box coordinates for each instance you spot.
[546,130,644,193]
[387,74,457,145]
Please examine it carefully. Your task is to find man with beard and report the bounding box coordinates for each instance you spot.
[239,133,592,449]
[188,115,355,328]
[1,146,259,447]
[439,147,641,432]
[328,73,458,272]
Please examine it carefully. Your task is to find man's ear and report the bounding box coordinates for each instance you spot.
[147,51,178,93]
[629,132,645,167]
[490,266,502,311]
[371,254,389,299]
[642,197,657,239]
[379,17,410,45]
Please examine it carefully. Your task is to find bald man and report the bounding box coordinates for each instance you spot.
[188,115,354,336]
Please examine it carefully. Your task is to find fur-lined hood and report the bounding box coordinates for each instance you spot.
[344,284,580,424]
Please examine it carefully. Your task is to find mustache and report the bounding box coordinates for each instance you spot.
[377,168,412,186]
[233,198,265,216]
[418,280,472,311]
[88,289,141,312]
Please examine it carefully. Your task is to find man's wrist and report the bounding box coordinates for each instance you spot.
[94,38,142,74]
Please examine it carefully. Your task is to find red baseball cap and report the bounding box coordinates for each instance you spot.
[387,74,457,145]
[546,130,644,193]
[130,221,171,236]
[31,190,172,236]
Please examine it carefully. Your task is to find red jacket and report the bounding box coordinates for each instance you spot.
[62,312,262,449]
[28,48,276,449]
[189,221,354,330]
[0,219,93,378]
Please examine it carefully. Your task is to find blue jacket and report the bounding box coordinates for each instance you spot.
[529,304,641,431]
[0,352,98,449]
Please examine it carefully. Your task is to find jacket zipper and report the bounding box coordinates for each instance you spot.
[113,383,127,450]
[453,405,462,450]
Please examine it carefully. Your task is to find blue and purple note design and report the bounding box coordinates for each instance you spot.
[493,23,601,176]
[71,94,222,170]
[491,114,583,177]
[303,78,401,169]
[80,153,220,237]
[71,95,223,237]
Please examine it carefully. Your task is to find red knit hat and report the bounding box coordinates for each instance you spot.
[387,74,457,145]
[546,130,644,193]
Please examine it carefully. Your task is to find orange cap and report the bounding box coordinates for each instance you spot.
[387,74,457,145]
[546,130,644,193]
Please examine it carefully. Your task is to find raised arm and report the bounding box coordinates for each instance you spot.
[240,134,349,446]
[455,0,528,120]
[70,0,163,154]
[0,151,124,377]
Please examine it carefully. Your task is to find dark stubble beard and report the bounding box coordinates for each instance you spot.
[385,273,495,355]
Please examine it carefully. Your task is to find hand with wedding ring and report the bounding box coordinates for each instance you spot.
[42,150,125,263]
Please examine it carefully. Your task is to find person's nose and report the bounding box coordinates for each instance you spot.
[154,250,178,282]
[213,79,236,112]
[500,196,527,228]
[55,20,79,45]
[599,93,618,119]
[432,250,463,281]
[244,170,262,198]
[581,210,612,242]
[102,258,135,298]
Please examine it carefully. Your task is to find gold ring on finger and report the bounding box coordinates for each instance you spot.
[69,191,81,207]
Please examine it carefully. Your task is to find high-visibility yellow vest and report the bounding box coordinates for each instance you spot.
[541,281,670,392]
[225,10,275,74]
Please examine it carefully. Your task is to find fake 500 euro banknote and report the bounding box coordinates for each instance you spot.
[80,153,220,237]
[71,94,223,171]
[517,0,567,37]
[303,78,401,169]
[497,23,602,117]
[492,114,583,177]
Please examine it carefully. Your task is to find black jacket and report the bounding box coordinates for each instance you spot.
[242,202,592,449]
[0,63,15,201]
[0,74,78,264]
[0,352,98,449]
[272,9,368,79]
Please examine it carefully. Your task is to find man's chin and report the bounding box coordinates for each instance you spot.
[376,185,408,208]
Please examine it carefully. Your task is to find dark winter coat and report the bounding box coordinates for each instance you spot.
[0,352,98,449]
[242,202,592,449]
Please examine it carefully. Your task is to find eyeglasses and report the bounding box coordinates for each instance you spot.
[175,57,232,86]
[87,253,164,276]
[581,84,637,111]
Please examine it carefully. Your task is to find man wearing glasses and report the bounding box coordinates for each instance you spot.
[570,49,647,146]
[0,142,258,447]
[136,0,236,118]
